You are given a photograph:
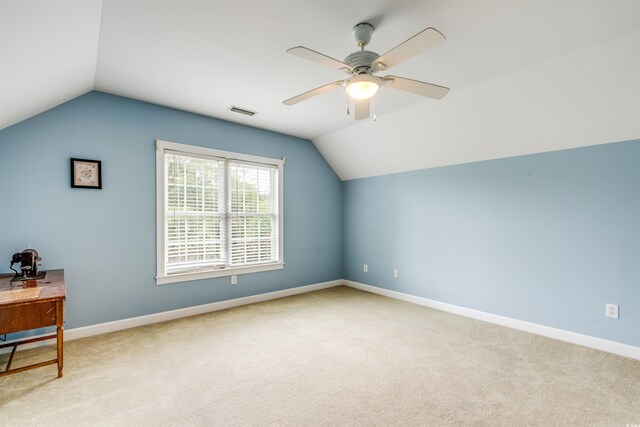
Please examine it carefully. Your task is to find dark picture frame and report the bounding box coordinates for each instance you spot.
[70,158,102,189]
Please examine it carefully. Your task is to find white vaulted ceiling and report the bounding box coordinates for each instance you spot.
[0,0,102,131]
[1,1,639,179]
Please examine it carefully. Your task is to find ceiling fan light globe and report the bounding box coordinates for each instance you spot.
[346,77,380,100]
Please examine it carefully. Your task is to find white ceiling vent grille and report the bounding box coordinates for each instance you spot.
[229,106,257,116]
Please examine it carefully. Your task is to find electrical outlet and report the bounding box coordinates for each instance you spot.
[393,269,399,278]
[606,304,619,319]
[231,275,237,285]
[363,264,368,272]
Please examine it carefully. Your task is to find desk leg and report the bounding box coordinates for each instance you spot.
[56,300,64,378]
[56,326,63,377]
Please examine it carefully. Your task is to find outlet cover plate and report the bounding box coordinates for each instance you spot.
[606,304,619,319]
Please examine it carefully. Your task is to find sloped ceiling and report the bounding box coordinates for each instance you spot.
[316,28,640,180]
[1,0,639,179]
[0,0,102,130]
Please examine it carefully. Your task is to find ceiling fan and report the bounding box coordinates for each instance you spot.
[283,23,450,120]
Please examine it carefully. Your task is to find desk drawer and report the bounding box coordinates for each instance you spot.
[0,300,59,334]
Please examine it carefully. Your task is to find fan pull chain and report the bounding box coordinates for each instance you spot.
[372,95,377,121]
[346,91,350,116]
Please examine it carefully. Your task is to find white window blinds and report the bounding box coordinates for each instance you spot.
[160,143,282,280]
[165,152,226,274]
[229,161,279,266]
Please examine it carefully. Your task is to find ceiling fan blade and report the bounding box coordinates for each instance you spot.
[374,28,446,71]
[354,99,370,120]
[382,76,449,99]
[283,81,344,106]
[286,46,352,72]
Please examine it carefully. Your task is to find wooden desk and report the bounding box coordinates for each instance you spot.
[0,269,65,378]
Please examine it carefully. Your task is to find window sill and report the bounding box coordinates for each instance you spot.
[156,263,284,285]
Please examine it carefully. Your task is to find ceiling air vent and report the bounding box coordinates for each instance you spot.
[229,106,257,117]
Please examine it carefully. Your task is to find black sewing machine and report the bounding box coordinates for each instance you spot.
[10,249,45,280]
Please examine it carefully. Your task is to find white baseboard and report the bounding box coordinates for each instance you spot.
[344,280,640,361]
[6,279,638,362]
[1,279,342,353]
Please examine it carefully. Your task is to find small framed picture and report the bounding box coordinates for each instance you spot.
[70,158,102,189]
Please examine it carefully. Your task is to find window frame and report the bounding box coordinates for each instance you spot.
[156,139,284,285]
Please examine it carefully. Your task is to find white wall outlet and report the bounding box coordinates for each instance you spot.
[605,304,619,319]
[393,269,399,278]
[363,264,368,272]
[231,275,237,285]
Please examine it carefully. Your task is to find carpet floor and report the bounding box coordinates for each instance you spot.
[1,286,639,426]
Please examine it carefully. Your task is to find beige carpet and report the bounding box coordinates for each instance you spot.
[1,286,638,426]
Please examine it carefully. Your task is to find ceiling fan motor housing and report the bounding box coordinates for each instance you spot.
[344,50,380,75]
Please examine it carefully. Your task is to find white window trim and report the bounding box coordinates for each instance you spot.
[156,139,284,285]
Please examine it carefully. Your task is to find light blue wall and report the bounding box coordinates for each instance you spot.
[2,91,638,349]
[0,92,343,336]
[343,140,640,347]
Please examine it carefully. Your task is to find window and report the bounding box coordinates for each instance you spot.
[156,140,284,285]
